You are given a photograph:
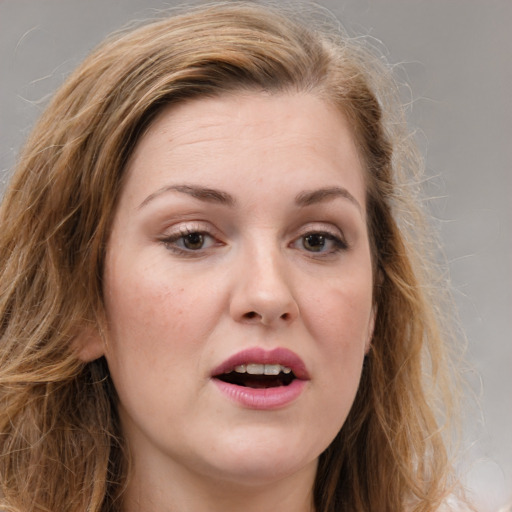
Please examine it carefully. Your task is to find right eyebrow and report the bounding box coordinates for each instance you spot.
[138,184,237,209]
[295,186,363,216]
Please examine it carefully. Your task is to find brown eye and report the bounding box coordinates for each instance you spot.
[292,231,347,256]
[183,232,205,250]
[303,233,326,252]
[162,229,217,254]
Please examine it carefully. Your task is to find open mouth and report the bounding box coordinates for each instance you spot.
[214,363,296,389]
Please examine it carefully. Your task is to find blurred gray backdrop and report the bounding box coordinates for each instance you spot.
[1,0,510,509]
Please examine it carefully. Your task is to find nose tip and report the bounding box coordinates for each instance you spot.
[229,253,299,327]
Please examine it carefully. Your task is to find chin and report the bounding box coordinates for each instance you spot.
[206,456,316,488]
[194,426,321,487]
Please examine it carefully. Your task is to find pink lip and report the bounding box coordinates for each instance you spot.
[210,347,309,410]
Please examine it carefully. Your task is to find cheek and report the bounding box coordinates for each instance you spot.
[101,260,216,421]
[303,276,373,351]
[102,255,215,378]
[300,271,373,416]
[105,249,209,336]
[313,291,371,388]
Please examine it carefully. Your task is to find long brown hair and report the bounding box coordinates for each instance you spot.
[0,2,464,510]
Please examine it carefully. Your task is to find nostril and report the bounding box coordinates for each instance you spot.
[242,311,292,322]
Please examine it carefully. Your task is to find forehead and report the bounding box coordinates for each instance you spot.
[122,91,367,211]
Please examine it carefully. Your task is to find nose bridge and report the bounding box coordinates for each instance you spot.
[230,231,298,326]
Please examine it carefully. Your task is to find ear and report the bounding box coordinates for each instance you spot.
[365,305,377,355]
[73,327,105,362]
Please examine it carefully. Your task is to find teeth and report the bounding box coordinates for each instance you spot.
[264,364,281,376]
[226,363,293,375]
[246,363,264,375]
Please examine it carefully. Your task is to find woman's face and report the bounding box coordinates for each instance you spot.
[95,92,374,487]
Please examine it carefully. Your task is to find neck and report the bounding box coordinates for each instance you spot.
[121,455,317,512]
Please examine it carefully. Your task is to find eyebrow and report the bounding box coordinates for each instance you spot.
[138,184,236,209]
[138,183,361,213]
[295,186,362,213]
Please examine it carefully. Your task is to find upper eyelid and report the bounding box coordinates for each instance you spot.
[159,226,219,255]
[292,222,346,239]
[291,223,350,252]
[292,230,347,247]
[161,221,217,237]
[158,219,348,240]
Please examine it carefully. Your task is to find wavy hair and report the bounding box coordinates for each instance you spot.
[0,2,464,510]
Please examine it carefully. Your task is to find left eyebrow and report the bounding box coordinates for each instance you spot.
[138,184,237,209]
[295,186,363,214]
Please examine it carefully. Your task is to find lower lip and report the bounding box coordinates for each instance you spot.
[212,378,306,410]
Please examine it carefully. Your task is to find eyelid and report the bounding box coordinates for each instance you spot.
[290,222,349,255]
[159,221,223,255]
[161,220,215,237]
[293,222,346,242]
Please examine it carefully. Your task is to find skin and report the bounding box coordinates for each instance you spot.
[82,91,375,512]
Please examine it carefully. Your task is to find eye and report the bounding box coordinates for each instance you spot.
[292,231,347,254]
[181,232,208,250]
[161,227,218,254]
[303,233,329,252]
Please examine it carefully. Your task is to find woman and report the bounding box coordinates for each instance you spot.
[0,2,467,511]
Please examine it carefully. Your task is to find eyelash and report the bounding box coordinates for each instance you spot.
[160,225,348,257]
[160,226,219,256]
[291,230,348,256]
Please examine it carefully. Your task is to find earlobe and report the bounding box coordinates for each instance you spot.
[74,327,105,362]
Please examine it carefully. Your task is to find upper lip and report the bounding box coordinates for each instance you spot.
[211,347,310,380]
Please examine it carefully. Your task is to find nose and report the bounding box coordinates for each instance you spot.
[229,244,299,327]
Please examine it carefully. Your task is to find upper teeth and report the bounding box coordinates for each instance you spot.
[225,364,292,375]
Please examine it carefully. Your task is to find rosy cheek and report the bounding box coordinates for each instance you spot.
[308,284,371,332]
[307,298,370,391]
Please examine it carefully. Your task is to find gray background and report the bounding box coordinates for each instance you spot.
[1,1,510,509]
